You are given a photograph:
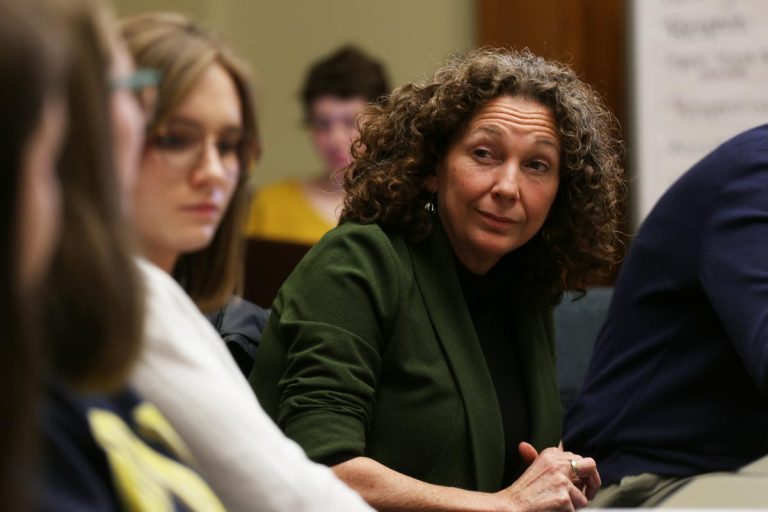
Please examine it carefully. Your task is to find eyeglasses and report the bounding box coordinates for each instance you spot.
[147,119,254,177]
[308,113,358,134]
[109,68,161,120]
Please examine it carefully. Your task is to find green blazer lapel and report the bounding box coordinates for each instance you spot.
[511,298,562,450]
[407,223,505,491]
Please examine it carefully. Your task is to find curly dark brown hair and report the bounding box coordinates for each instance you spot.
[341,48,626,302]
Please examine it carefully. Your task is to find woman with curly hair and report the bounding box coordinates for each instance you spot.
[250,48,625,511]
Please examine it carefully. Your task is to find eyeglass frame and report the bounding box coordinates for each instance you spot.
[109,68,161,120]
[109,68,161,90]
[144,118,256,178]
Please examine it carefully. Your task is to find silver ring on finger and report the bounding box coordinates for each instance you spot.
[569,458,582,481]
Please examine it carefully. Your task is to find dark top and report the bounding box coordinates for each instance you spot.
[457,255,529,485]
[207,296,270,376]
[250,220,561,492]
[564,125,768,485]
[39,379,223,511]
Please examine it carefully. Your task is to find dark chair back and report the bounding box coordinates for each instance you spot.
[555,287,613,410]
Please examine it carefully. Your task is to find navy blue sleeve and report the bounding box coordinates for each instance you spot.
[39,385,119,511]
[700,143,768,395]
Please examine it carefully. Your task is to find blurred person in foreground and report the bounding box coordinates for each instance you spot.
[121,12,373,511]
[251,48,626,511]
[39,0,225,509]
[564,125,768,507]
[0,0,67,508]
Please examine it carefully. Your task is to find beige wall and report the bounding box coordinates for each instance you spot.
[113,0,476,186]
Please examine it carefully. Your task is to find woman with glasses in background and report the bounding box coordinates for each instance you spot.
[121,12,373,511]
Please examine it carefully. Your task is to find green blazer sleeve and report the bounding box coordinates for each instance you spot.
[250,221,561,492]
[250,223,405,460]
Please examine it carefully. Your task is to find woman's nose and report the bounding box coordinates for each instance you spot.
[329,122,354,145]
[192,141,230,185]
[491,163,521,200]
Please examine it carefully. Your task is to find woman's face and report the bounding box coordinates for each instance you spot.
[309,95,367,173]
[427,95,560,274]
[134,62,243,272]
[18,95,67,290]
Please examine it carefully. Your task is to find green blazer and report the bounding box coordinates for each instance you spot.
[249,221,561,492]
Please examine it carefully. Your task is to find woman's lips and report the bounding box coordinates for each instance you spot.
[181,203,220,217]
[478,209,515,225]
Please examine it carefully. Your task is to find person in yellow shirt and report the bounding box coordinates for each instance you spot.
[247,45,390,246]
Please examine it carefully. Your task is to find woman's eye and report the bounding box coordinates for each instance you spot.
[473,148,493,160]
[310,119,332,132]
[527,160,550,172]
[155,134,196,151]
[217,138,241,156]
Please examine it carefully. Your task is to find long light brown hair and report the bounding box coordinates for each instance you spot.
[43,0,144,391]
[121,12,261,312]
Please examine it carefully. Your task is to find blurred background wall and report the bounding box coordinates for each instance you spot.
[113,0,476,186]
[107,0,768,280]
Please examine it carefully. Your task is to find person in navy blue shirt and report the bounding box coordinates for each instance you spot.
[564,125,768,507]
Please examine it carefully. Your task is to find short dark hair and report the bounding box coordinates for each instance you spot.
[301,45,390,123]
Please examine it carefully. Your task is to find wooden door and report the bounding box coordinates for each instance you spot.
[478,0,629,281]
[478,0,627,136]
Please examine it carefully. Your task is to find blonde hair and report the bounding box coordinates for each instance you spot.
[121,12,261,312]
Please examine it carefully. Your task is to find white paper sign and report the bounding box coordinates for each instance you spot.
[632,0,768,224]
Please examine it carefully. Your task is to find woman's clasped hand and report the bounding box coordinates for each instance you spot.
[498,443,600,511]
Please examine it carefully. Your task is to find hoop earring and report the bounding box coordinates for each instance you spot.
[425,193,436,215]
